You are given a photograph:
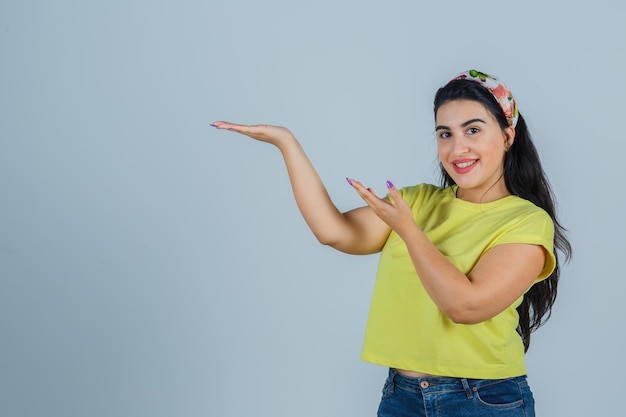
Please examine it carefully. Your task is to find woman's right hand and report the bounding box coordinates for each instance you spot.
[211,121,295,149]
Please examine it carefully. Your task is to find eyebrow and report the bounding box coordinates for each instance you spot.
[435,118,487,131]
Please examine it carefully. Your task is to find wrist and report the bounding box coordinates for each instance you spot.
[277,133,300,154]
[396,220,421,242]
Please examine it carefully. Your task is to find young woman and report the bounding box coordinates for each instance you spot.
[211,70,571,417]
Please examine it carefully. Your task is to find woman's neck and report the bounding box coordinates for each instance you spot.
[456,177,510,203]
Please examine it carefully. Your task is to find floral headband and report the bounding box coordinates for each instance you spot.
[452,69,519,128]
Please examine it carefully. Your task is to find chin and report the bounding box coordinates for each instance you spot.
[452,179,473,189]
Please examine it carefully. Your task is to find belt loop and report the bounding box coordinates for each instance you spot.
[390,368,398,383]
[387,368,397,394]
[461,378,473,399]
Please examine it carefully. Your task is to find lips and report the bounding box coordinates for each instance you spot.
[452,159,478,174]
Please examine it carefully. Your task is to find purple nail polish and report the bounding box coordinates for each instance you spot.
[386,180,394,189]
[346,177,353,186]
[210,123,218,128]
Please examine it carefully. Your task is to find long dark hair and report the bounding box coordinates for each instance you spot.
[434,79,572,352]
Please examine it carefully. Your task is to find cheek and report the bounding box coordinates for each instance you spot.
[436,141,449,160]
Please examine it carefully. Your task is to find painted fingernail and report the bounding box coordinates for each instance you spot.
[386,180,394,189]
[210,123,217,127]
[346,177,353,186]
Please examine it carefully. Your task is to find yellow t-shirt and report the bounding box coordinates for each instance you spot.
[361,184,556,379]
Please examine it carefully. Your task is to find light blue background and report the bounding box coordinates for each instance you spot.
[1,1,624,416]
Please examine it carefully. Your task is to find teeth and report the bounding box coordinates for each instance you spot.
[455,160,476,168]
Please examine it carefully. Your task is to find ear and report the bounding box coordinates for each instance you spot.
[503,126,515,150]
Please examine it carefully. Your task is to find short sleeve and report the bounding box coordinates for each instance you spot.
[490,210,556,282]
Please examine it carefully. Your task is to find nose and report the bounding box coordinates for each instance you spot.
[452,137,470,155]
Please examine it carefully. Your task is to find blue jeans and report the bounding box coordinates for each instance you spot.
[377,368,535,417]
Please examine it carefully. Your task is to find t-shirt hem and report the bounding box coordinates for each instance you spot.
[361,353,527,380]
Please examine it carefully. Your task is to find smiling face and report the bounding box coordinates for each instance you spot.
[435,99,515,203]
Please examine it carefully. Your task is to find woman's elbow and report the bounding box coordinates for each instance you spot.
[313,230,339,247]
[444,305,491,325]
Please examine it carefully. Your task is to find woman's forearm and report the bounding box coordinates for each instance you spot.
[398,224,544,324]
[276,136,349,245]
[398,226,474,321]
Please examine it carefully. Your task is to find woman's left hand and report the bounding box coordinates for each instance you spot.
[348,179,416,238]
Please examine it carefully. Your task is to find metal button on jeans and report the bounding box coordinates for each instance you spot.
[420,381,429,389]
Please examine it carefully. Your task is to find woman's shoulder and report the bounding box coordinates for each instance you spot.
[496,197,555,241]
[505,196,552,219]
[399,183,452,199]
[397,183,454,209]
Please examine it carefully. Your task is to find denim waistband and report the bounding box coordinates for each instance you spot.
[387,368,528,398]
